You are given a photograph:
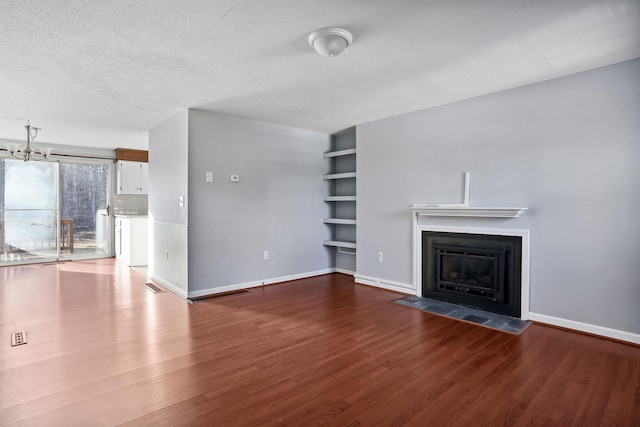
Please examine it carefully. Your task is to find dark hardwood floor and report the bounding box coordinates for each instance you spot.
[1,259,638,426]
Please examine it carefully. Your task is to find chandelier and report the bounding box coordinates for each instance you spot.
[5,121,53,161]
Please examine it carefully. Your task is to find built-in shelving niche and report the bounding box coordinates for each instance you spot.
[323,128,356,274]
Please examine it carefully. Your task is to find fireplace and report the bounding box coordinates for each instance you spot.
[422,231,522,317]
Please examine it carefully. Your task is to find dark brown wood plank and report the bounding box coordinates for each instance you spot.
[116,148,148,162]
[0,261,638,426]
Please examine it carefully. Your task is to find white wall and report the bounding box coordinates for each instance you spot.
[148,111,189,296]
[0,117,147,149]
[186,110,332,295]
[356,59,640,336]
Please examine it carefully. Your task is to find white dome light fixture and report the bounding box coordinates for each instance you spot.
[308,27,353,58]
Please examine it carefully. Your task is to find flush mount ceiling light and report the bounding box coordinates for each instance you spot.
[308,27,353,57]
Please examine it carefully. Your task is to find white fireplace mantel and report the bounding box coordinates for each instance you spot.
[411,172,527,218]
[410,205,527,218]
[410,173,530,319]
[412,224,531,320]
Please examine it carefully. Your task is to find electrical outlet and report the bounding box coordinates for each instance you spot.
[206,171,213,182]
[165,251,169,261]
[263,250,269,260]
[377,252,384,262]
[230,174,240,182]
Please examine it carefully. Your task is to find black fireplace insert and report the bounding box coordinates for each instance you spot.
[422,231,522,317]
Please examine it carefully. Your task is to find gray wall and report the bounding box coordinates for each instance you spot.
[356,59,640,334]
[148,111,189,294]
[187,110,331,292]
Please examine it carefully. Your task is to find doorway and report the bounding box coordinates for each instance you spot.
[0,158,112,265]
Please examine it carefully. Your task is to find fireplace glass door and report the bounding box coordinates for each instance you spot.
[435,245,503,303]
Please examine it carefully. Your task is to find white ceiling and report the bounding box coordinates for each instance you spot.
[1,0,639,148]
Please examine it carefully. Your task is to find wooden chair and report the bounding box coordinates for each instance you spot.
[60,218,74,253]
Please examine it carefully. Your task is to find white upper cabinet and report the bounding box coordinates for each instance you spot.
[139,162,149,193]
[117,161,149,194]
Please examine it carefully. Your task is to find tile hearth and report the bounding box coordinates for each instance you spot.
[393,295,530,334]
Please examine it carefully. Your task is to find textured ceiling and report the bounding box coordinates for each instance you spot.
[1,0,639,146]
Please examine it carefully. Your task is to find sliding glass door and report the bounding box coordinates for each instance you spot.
[58,162,111,260]
[0,159,59,264]
[0,158,112,265]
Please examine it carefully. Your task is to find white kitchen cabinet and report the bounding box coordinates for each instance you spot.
[115,216,148,266]
[117,161,149,194]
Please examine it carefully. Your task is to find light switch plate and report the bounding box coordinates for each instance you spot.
[206,172,213,182]
[179,195,184,207]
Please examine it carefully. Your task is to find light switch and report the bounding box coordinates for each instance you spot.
[230,174,240,182]
[179,195,184,207]
[206,171,213,182]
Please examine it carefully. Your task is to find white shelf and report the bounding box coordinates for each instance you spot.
[323,148,356,158]
[323,172,356,180]
[323,240,356,249]
[323,218,356,225]
[410,205,527,218]
[324,195,357,202]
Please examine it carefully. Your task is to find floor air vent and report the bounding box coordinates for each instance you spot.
[189,289,250,303]
[144,282,166,293]
[11,331,27,347]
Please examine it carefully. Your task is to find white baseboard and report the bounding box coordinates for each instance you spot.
[149,275,188,299]
[529,312,640,345]
[333,268,355,275]
[187,268,335,299]
[354,274,415,294]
